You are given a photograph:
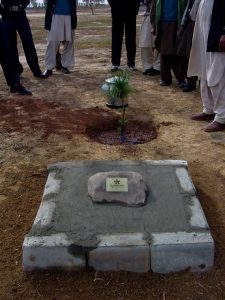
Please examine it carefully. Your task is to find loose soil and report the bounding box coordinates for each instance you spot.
[1,8,225,300]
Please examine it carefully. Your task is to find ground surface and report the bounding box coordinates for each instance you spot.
[0,7,225,300]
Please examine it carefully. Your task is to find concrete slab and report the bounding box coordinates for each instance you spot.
[23,160,214,273]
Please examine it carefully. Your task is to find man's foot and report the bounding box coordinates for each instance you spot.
[10,83,32,96]
[42,69,53,78]
[204,121,225,132]
[61,67,70,74]
[182,84,196,92]
[111,65,119,72]
[147,69,160,76]
[128,65,137,71]
[177,81,186,89]
[160,79,172,86]
[191,112,215,121]
[143,68,153,75]
[34,72,48,79]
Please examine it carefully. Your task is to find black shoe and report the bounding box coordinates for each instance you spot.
[147,69,160,76]
[182,84,196,92]
[177,81,186,89]
[128,65,137,71]
[10,83,32,96]
[42,69,53,78]
[160,80,172,86]
[34,72,48,79]
[61,67,70,74]
[143,68,153,75]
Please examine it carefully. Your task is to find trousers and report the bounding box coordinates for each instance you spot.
[2,15,42,76]
[201,73,225,124]
[0,20,19,87]
[111,15,137,67]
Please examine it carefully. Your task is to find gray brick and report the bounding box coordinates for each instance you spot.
[23,234,86,272]
[151,232,214,273]
[89,245,150,272]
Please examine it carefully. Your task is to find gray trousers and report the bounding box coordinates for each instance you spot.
[45,36,75,71]
[141,48,160,71]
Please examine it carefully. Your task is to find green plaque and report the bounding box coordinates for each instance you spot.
[106,177,128,192]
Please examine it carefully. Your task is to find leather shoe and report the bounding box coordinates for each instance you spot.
[160,80,172,86]
[42,69,53,78]
[10,83,32,96]
[204,121,225,132]
[143,68,153,75]
[177,81,186,89]
[61,67,70,74]
[191,112,215,121]
[182,84,196,92]
[147,69,160,76]
[34,72,48,79]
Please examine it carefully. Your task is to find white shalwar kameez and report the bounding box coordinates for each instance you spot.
[188,0,225,124]
[139,14,160,72]
[45,15,75,71]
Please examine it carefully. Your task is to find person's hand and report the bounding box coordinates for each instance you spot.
[219,35,225,52]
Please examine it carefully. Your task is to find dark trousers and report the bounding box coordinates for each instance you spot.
[160,54,187,83]
[2,16,41,76]
[0,20,19,87]
[111,15,137,67]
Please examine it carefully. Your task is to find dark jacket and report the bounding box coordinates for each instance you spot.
[207,0,225,52]
[45,0,77,31]
[108,0,140,18]
[0,0,29,18]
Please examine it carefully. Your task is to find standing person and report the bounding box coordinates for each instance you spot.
[108,0,141,71]
[177,0,198,92]
[139,0,160,75]
[151,0,187,87]
[0,0,46,78]
[0,19,32,95]
[43,0,77,77]
[188,0,225,132]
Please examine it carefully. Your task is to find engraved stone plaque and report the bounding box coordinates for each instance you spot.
[106,178,128,192]
[88,171,147,206]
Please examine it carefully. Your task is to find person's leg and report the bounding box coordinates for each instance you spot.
[203,78,225,131]
[141,47,153,73]
[111,16,124,67]
[17,17,42,76]
[160,54,172,84]
[61,34,75,70]
[0,21,31,95]
[211,77,225,124]
[201,80,215,115]
[125,15,136,68]
[152,49,160,71]
[172,55,187,86]
[45,40,60,71]
[1,19,21,76]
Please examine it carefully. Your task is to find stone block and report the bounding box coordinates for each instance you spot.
[151,232,214,273]
[89,233,150,272]
[23,234,86,272]
[89,246,150,272]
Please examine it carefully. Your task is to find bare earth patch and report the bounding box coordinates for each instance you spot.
[0,8,225,300]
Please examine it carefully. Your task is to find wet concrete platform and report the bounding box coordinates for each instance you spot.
[23,160,214,273]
